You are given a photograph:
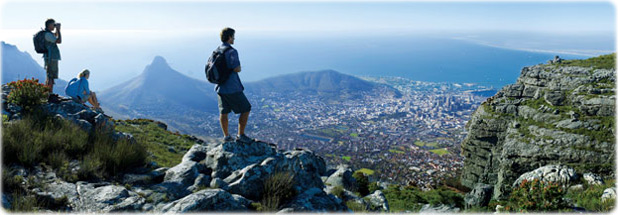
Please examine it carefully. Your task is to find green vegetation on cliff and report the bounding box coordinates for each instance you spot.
[2,114,147,181]
[114,119,198,167]
[558,53,616,70]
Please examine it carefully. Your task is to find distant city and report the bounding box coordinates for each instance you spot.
[196,76,494,189]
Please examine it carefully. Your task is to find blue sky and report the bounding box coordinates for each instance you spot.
[0,1,615,90]
[1,1,615,34]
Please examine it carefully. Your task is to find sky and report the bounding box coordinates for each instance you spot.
[0,0,615,90]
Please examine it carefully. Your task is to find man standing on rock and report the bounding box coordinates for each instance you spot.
[214,27,253,143]
[43,18,61,98]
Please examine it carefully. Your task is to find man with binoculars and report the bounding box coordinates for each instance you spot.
[43,18,62,99]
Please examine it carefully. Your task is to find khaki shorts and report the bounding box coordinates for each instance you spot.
[217,91,251,114]
[45,59,59,79]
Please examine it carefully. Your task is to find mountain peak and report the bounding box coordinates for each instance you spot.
[150,56,169,67]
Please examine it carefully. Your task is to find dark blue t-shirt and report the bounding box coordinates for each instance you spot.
[215,42,244,94]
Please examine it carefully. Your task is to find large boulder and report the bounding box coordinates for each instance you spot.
[601,187,616,202]
[464,183,493,209]
[324,164,357,191]
[279,188,347,212]
[365,190,389,212]
[73,183,144,212]
[419,204,460,213]
[204,140,277,179]
[583,173,604,186]
[161,144,211,198]
[512,164,578,188]
[223,148,328,201]
[160,189,251,212]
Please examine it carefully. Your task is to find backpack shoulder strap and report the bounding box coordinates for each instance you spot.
[218,46,233,55]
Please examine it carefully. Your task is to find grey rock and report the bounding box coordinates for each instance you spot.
[544,90,565,106]
[464,183,493,209]
[94,113,114,131]
[568,184,585,193]
[280,187,347,212]
[365,190,389,212]
[2,193,10,210]
[583,172,604,186]
[187,174,212,192]
[419,204,460,213]
[33,181,78,207]
[324,164,357,192]
[161,159,204,197]
[182,144,208,162]
[73,119,93,132]
[160,188,251,212]
[74,183,144,212]
[513,164,578,188]
[461,62,615,200]
[204,140,277,179]
[602,187,616,202]
[210,177,229,190]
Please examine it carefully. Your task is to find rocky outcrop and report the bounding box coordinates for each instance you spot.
[512,165,578,188]
[325,164,357,192]
[160,189,251,212]
[464,183,493,209]
[460,56,615,200]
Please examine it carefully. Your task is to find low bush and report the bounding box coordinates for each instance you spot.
[331,186,345,199]
[89,129,148,177]
[261,171,297,211]
[565,179,616,212]
[346,200,368,212]
[353,171,370,196]
[6,78,49,112]
[507,178,569,212]
[2,116,88,167]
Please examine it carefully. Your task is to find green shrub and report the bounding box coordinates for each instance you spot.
[2,168,24,194]
[353,171,370,196]
[261,171,298,211]
[77,154,103,180]
[331,186,345,199]
[383,185,426,212]
[368,182,381,194]
[565,179,615,212]
[558,53,616,70]
[346,200,368,212]
[89,130,148,177]
[6,78,49,112]
[2,116,89,167]
[47,151,68,170]
[423,186,465,209]
[10,190,39,212]
[114,119,197,167]
[507,178,569,212]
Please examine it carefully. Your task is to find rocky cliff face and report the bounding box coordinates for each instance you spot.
[460,55,615,200]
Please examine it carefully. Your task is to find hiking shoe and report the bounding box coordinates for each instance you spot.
[236,134,254,143]
[47,93,60,103]
[223,136,234,142]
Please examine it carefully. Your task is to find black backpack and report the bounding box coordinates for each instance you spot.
[33,29,49,54]
[205,46,233,84]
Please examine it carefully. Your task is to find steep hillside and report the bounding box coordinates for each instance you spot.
[1,41,67,95]
[245,70,401,101]
[460,54,616,200]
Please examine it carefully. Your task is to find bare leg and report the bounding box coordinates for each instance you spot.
[88,92,101,108]
[45,78,54,93]
[220,113,229,137]
[238,111,250,136]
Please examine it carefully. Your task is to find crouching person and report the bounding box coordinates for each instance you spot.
[65,69,102,112]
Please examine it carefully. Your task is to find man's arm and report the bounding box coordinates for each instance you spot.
[234,65,241,73]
